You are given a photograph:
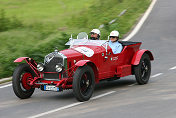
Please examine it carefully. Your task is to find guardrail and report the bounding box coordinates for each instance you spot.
[99,9,127,29]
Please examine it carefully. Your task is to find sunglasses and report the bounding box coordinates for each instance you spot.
[90,32,95,35]
[110,36,117,38]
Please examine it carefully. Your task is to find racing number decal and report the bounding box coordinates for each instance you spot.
[74,47,94,57]
[111,56,118,61]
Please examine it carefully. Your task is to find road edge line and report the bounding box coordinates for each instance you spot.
[123,0,157,41]
[0,83,12,89]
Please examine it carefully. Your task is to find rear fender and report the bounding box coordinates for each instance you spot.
[131,49,154,65]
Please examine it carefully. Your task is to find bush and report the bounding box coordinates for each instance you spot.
[25,32,69,62]
[0,9,23,32]
[0,9,9,32]
[0,30,69,78]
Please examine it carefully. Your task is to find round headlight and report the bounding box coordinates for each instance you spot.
[55,63,63,72]
[37,63,44,72]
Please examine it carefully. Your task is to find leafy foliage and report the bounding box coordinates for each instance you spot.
[0,9,23,32]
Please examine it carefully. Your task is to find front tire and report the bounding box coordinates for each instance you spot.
[134,53,151,85]
[73,65,95,102]
[12,63,35,99]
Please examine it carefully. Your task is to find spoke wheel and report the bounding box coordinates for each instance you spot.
[13,63,35,99]
[20,73,33,91]
[134,53,151,85]
[80,73,92,96]
[73,65,95,102]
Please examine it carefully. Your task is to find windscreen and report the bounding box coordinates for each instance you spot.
[77,32,88,39]
[65,32,107,46]
[65,39,107,46]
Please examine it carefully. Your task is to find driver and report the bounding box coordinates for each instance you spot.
[90,29,100,40]
[108,30,122,54]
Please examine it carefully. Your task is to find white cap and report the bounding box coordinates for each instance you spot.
[109,30,119,37]
[91,29,100,35]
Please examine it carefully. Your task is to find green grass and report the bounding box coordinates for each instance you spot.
[68,0,151,39]
[0,0,151,79]
[0,0,95,29]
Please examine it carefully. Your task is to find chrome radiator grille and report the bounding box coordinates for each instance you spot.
[43,52,67,80]
[44,57,63,72]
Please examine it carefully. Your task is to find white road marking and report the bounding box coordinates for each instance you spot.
[169,66,176,70]
[123,0,157,41]
[0,83,12,89]
[151,73,163,78]
[0,77,12,83]
[27,91,116,118]
[91,91,116,100]
[28,102,83,118]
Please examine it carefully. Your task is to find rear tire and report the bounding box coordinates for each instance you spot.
[12,63,35,99]
[73,65,95,102]
[134,53,151,85]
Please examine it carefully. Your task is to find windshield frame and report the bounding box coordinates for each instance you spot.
[65,39,108,47]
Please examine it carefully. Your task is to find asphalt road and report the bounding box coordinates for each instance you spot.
[1,0,176,117]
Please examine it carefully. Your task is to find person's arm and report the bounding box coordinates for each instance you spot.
[118,44,123,53]
[114,43,123,54]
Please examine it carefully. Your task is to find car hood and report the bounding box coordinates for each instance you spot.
[60,48,83,59]
[60,45,106,58]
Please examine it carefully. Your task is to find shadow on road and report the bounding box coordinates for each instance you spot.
[39,76,136,100]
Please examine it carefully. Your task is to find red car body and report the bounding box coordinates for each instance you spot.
[13,33,154,101]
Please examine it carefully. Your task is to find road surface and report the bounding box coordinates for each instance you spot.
[1,0,176,117]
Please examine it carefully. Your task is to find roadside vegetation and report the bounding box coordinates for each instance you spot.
[0,0,150,78]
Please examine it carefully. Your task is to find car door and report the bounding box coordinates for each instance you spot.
[98,46,116,79]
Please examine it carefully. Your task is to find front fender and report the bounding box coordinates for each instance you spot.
[75,60,99,82]
[14,57,39,77]
[14,57,30,62]
[131,49,154,65]
[75,60,91,66]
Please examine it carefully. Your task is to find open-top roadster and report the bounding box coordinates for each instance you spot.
[12,32,154,101]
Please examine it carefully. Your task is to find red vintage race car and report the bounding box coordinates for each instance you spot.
[12,32,154,101]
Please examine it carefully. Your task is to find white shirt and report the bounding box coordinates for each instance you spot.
[108,40,123,54]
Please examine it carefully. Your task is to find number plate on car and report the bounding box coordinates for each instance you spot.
[44,85,59,92]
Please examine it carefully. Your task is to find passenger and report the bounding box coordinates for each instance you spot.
[108,30,123,54]
[90,29,100,40]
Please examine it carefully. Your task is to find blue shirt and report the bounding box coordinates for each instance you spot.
[108,40,123,54]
